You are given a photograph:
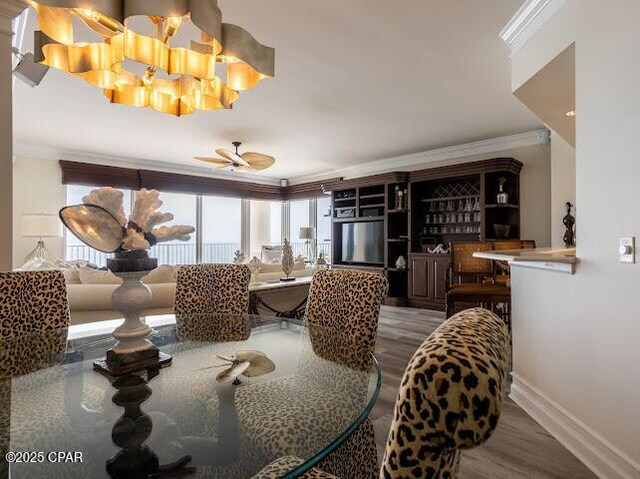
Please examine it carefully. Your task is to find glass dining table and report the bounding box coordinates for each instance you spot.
[0,314,381,479]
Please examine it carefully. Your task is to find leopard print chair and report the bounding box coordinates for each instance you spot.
[174,264,251,315]
[305,269,389,354]
[238,269,388,479]
[380,307,509,479]
[0,271,70,478]
[253,307,509,479]
[306,269,388,479]
[0,271,70,338]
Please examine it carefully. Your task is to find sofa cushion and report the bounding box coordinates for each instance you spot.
[63,266,81,284]
[79,267,122,285]
[143,265,176,284]
[66,282,176,312]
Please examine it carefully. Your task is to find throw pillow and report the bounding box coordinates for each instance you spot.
[142,265,176,284]
[258,260,283,274]
[63,266,81,284]
[79,267,122,285]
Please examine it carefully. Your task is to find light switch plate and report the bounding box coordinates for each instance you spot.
[619,237,635,263]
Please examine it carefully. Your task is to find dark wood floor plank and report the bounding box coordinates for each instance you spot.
[373,306,596,478]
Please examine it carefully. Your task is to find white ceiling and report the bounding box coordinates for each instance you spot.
[13,0,541,181]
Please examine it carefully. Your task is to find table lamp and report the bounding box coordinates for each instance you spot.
[299,227,316,260]
[22,214,63,264]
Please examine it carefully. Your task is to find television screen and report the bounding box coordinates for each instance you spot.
[341,221,384,264]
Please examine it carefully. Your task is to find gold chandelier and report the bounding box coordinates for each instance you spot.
[29,0,275,116]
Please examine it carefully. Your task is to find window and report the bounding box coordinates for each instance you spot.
[250,200,282,259]
[65,185,132,266]
[316,195,332,262]
[289,199,310,258]
[63,184,326,268]
[202,196,241,263]
[149,192,197,265]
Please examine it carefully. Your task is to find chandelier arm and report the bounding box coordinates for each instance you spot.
[34,0,124,24]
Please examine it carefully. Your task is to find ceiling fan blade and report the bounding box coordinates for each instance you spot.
[216,148,250,167]
[194,156,233,168]
[241,152,276,171]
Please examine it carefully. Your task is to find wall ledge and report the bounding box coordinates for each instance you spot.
[499,0,567,56]
[510,374,640,479]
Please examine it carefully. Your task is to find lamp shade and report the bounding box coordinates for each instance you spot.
[21,214,62,238]
[299,227,316,240]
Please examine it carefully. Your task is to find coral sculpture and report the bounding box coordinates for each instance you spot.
[281,239,294,279]
[61,187,195,253]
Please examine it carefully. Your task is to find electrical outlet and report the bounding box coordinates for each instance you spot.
[619,237,635,264]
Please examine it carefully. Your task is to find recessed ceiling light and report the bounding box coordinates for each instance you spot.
[566,110,576,117]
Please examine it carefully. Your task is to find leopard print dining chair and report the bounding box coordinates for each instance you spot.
[0,270,70,478]
[252,307,510,479]
[305,269,389,354]
[380,307,510,479]
[305,269,388,479]
[230,269,388,479]
[0,271,70,339]
[174,264,251,315]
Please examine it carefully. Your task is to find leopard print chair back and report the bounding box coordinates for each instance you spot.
[0,270,70,478]
[174,264,251,315]
[304,269,389,356]
[381,308,510,479]
[0,271,69,339]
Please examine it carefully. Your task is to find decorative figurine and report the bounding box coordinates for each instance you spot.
[427,244,450,254]
[394,185,401,210]
[395,255,407,270]
[248,256,261,284]
[280,239,295,281]
[59,187,195,376]
[497,177,509,204]
[314,251,328,269]
[563,202,576,247]
[233,250,246,264]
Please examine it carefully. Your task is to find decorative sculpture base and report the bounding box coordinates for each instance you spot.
[93,251,172,377]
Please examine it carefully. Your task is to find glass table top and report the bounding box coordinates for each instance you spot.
[0,314,381,479]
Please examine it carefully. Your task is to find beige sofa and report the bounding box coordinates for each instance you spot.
[66,263,314,325]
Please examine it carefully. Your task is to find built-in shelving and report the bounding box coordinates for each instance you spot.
[326,158,522,310]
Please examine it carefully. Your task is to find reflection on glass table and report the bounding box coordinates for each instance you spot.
[0,314,380,479]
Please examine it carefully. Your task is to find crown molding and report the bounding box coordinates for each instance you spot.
[16,129,550,190]
[499,0,567,56]
[0,0,27,36]
[288,129,550,185]
[14,143,283,186]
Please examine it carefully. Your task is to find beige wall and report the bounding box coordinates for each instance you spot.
[12,157,66,269]
[550,131,576,247]
[509,0,640,473]
[404,142,552,247]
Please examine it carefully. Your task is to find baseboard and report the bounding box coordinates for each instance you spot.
[510,374,640,479]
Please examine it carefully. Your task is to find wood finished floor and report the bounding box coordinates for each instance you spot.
[371,306,596,479]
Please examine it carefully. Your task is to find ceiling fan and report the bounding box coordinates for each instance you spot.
[195,141,275,172]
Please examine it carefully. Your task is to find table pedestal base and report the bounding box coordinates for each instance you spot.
[94,349,172,378]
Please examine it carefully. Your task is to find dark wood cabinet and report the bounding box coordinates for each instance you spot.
[408,253,450,310]
[324,158,522,312]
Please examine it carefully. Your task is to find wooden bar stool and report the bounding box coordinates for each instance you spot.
[446,242,512,326]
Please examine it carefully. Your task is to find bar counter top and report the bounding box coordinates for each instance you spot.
[473,247,577,274]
